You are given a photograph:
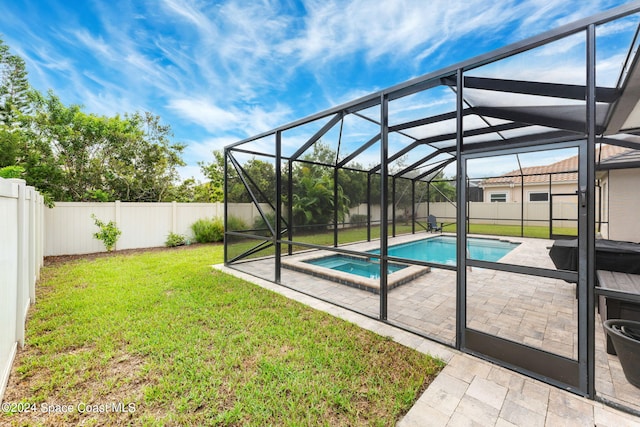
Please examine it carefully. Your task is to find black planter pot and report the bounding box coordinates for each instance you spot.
[604,319,640,388]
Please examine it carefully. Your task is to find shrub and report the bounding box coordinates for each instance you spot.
[91,214,122,252]
[165,232,187,247]
[226,215,247,231]
[252,212,289,236]
[0,165,25,179]
[350,214,368,227]
[191,217,224,243]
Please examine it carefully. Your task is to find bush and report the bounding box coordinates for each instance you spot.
[165,232,187,247]
[191,217,224,243]
[91,214,122,252]
[253,212,289,236]
[350,214,368,227]
[0,165,25,179]
[226,215,247,231]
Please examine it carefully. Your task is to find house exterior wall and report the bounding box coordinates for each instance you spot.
[482,182,576,203]
[607,168,640,243]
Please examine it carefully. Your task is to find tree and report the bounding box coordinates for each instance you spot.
[428,172,456,202]
[104,111,186,201]
[195,150,227,202]
[0,38,31,127]
[23,93,185,201]
[228,158,276,204]
[199,150,224,190]
[287,142,350,230]
[0,38,188,203]
[0,38,36,181]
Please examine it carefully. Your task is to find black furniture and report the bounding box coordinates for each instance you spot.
[596,270,640,354]
[549,239,640,354]
[427,215,442,233]
[548,238,640,274]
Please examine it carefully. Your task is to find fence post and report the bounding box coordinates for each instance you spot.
[35,193,42,280]
[10,179,27,348]
[27,186,36,304]
[172,201,177,234]
[114,200,121,251]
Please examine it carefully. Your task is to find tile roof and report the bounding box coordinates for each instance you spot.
[482,144,632,186]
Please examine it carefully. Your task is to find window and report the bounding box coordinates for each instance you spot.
[490,193,507,202]
[529,192,548,202]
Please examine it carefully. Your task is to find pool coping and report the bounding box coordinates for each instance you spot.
[280,232,525,294]
[282,252,430,294]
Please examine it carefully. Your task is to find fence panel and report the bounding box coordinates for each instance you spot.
[0,178,43,402]
[45,202,229,256]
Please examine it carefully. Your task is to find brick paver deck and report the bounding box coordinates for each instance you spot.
[221,233,640,423]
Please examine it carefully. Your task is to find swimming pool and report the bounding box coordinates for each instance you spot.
[369,235,520,266]
[286,236,518,292]
[288,253,430,294]
[304,255,407,279]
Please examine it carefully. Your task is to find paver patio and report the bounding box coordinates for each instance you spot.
[225,232,640,420]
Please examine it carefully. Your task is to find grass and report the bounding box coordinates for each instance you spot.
[441,223,577,239]
[2,244,443,426]
[227,222,575,260]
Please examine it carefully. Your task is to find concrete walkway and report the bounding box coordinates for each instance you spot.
[215,265,640,427]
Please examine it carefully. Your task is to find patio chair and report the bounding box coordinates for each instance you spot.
[427,215,442,233]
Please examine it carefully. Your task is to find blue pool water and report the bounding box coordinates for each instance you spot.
[370,235,520,266]
[305,236,520,280]
[305,255,407,279]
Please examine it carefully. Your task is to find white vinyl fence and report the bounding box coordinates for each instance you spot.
[45,202,223,256]
[349,201,577,229]
[45,200,576,257]
[0,178,44,402]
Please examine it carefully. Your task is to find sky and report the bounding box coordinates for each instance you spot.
[0,0,635,181]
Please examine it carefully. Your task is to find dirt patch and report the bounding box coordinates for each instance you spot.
[44,242,220,267]
[1,349,153,426]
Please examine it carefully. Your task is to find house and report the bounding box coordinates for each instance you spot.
[598,147,640,243]
[480,144,630,204]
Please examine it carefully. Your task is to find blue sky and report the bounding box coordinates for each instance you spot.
[0,0,633,180]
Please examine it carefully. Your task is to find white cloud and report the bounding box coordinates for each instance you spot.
[160,0,218,39]
[176,164,205,181]
[185,136,240,161]
[167,98,240,132]
[1,0,632,178]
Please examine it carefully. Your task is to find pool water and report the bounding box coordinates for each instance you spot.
[370,235,520,266]
[304,236,519,280]
[304,255,407,279]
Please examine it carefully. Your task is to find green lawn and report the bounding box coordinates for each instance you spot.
[227,222,575,260]
[2,245,442,426]
[441,223,577,239]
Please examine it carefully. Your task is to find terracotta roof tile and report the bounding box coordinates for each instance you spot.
[482,144,631,185]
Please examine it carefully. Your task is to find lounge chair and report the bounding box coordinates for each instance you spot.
[427,215,442,233]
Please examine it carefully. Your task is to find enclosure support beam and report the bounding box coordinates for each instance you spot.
[455,68,467,350]
[414,158,456,181]
[548,173,553,240]
[392,178,396,238]
[275,131,282,283]
[380,94,389,321]
[411,180,416,234]
[367,173,372,242]
[334,168,339,247]
[442,75,618,102]
[521,173,525,238]
[228,153,275,237]
[288,160,293,256]
[223,148,229,265]
[290,113,343,161]
[337,134,380,168]
[585,23,597,399]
